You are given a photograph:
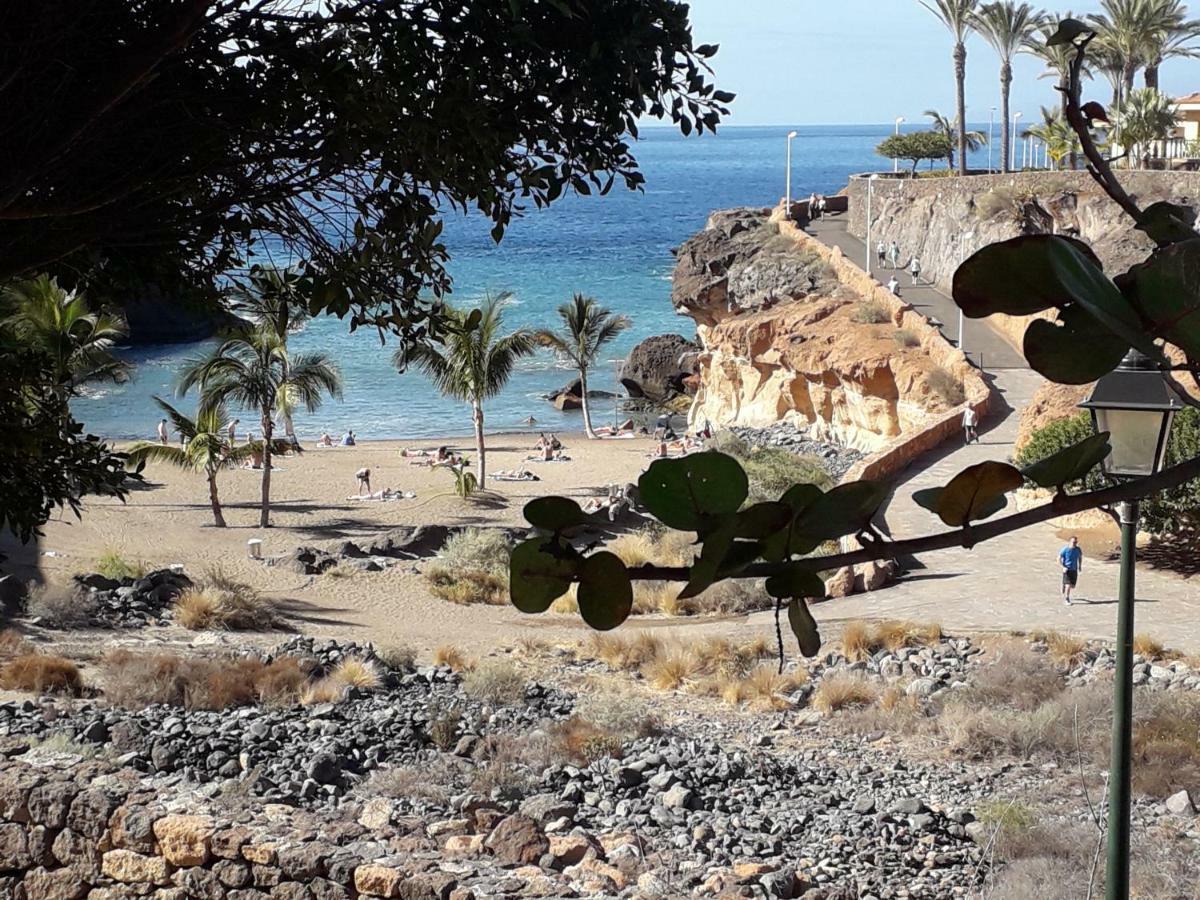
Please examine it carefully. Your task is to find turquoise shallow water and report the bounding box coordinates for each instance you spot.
[74,125,993,440]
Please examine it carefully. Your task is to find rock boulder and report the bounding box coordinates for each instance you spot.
[620,334,700,402]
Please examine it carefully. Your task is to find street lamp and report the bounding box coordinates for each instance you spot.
[1011,111,1022,171]
[957,231,974,354]
[1078,349,1183,900]
[785,130,799,217]
[893,117,905,173]
[988,107,996,173]
[865,174,879,275]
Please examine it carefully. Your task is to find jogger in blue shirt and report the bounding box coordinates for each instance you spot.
[1059,535,1083,605]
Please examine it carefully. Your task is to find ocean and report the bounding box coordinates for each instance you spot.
[74,124,995,440]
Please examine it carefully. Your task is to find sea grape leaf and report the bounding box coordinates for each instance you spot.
[735,501,794,539]
[1021,432,1112,489]
[1023,306,1130,384]
[678,518,736,600]
[793,480,889,543]
[762,483,827,562]
[523,496,588,532]
[509,538,578,613]
[576,551,633,631]
[953,236,1105,319]
[1119,238,1200,359]
[1135,202,1198,246]
[639,452,748,532]
[765,564,825,602]
[914,461,1023,527]
[1047,17,1092,46]
[788,598,822,658]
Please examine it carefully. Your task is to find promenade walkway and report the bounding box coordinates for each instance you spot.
[801,212,1200,653]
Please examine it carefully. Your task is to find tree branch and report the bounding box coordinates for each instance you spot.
[621,453,1200,583]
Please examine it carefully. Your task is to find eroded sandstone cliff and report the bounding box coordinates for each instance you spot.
[672,209,982,452]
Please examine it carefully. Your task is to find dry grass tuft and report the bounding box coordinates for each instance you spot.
[928,367,966,406]
[609,528,694,569]
[376,644,416,671]
[551,717,626,764]
[175,572,280,631]
[852,300,891,325]
[433,644,473,672]
[586,632,662,671]
[839,621,874,662]
[811,673,878,714]
[426,528,511,605]
[0,630,33,660]
[1038,631,1088,667]
[893,328,920,348]
[330,657,383,691]
[1132,633,1167,659]
[0,654,82,696]
[462,659,526,705]
[27,586,95,629]
[173,588,224,630]
[1131,691,1200,798]
[103,651,314,710]
[428,571,508,606]
[300,678,346,706]
[255,658,308,705]
[644,647,702,691]
[837,619,943,661]
[739,665,806,710]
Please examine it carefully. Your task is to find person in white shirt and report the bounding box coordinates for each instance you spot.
[962,406,979,444]
[886,276,901,296]
[157,418,169,445]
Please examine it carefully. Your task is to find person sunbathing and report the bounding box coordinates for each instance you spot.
[316,433,334,447]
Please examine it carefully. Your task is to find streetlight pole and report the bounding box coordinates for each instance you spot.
[1106,498,1138,900]
[988,107,996,172]
[893,117,905,174]
[865,175,876,275]
[958,231,973,354]
[1012,112,1022,170]
[785,130,798,216]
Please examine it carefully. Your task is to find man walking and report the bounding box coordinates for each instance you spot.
[888,241,900,269]
[1059,535,1083,605]
[961,405,978,444]
[910,256,922,285]
[877,242,887,268]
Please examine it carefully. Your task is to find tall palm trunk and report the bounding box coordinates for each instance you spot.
[472,400,486,482]
[1000,62,1012,173]
[579,367,597,439]
[1144,62,1160,91]
[954,41,968,176]
[207,470,226,528]
[1122,64,1136,103]
[260,409,273,527]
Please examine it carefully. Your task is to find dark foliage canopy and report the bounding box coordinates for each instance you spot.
[0,0,731,339]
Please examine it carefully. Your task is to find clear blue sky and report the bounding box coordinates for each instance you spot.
[686,0,1200,126]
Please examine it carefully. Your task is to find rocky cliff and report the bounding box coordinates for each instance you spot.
[671,209,983,452]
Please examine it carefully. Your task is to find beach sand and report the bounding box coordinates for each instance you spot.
[4,433,726,654]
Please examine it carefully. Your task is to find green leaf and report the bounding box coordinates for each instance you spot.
[1047,17,1092,46]
[1021,432,1112,489]
[1135,202,1198,246]
[509,538,578,614]
[765,564,825,601]
[761,483,827,562]
[735,501,793,539]
[793,481,889,543]
[576,551,633,631]
[787,598,822,658]
[953,236,1105,318]
[678,518,736,600]
[638,452,748,532]
[1023,306,1130,384]
[523,496,588,532]
[462,308,483,331]
[915,461,1024,527]
[1120,238,1200,359]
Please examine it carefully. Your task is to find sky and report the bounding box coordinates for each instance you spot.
[686,0,1200,126]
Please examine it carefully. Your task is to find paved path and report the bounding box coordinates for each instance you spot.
[800,213,1200,653]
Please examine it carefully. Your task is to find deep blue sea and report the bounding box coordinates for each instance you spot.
[75,125,995,440]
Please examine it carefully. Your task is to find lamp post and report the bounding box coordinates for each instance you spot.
[865,174,879,275]
[989,107,996,172]
[785,130,799,216]
[1011,112,1022,170]
[957,231,974,353]
[893,117,905,173]
[1078,350,1183,900]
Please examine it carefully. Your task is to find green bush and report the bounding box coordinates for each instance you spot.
[927,367,965,406]
[1014,408,1200,535]
[743,449,834,503]
[852,301,891,325]
[425,528,512,606]
[95,548,147,582]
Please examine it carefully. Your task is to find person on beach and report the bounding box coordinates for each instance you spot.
[1060,536,1083,605]
[341,430,356,446]
[157,419,169,445]
[808,193,818,219]
[910,256,922,285]
[355,467,371,496]
[888,241,900,269]
[962,406,979,444]
[228,418,240,443]
[317,432,334,447]
[886,275,901,296]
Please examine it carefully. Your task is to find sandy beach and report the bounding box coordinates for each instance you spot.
[3,432,715,654]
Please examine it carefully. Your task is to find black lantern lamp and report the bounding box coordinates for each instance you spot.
[1079,349,1184,481]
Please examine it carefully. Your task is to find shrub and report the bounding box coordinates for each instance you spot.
[175,574,280,631]
[365,763,455,803]
[330,657,383,691]
[103,651,316,711]
[299,678,346,706]
[811,673,878,713]
[425,528,512,605]
[255,658,308,705]
[95,548,147,582]
[1041,631,1088,667]
[1013,412,1104,492]
[609,528,694,569]
[837,619,943,662]
[852,300,891,325]
[102,651,189,707]
[434,644,472,671]
[973,186,1020,221]
[574,693,660,739]
[742,450,832,504]
[927,367,965,406]
[961,641,1064,711]
[1132,634,1166,659]
[27,586,95,629]
[645,647,701,690]
[462,659,525,705]
[893,328,920,348]
[551,717,626,763]
[0,630,32,660]
[27,733,104,758]
[377,644,416,670]
[1131,691,1200,798]
[427,708,462,751]
[186,658,265,710]
[0,654,82,695]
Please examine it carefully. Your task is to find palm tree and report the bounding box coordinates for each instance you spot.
[974,2,1045,173]
[397,293,535,482]
[1116,87,1178,166]
[1024,106,1083,168]
[1139,0,1199,90]
[535,294,631,440]
[127,398,289,527]
[0,274,130,395]
[1091,0,1154,106]
[925,110,988,169]
[180,329,342,527]
[1024,12,1091,117]
[920,0,980,175]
